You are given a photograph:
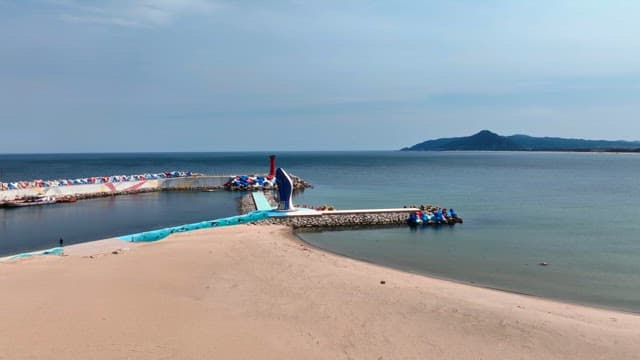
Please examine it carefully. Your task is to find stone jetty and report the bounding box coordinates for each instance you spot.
[263,211,416,229]
[239,193,462,229]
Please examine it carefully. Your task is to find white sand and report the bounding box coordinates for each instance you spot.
[0,225,638,359]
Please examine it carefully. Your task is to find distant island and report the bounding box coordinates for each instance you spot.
[402,130,640,152]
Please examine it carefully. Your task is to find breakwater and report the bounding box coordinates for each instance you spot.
[264,210,417,229]
[0,174,312,203]
[239,193,462,229]
[0,175,230,202]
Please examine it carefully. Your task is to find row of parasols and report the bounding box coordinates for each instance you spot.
[1,171,195,191]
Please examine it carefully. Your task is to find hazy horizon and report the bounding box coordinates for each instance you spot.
[2,1,639,152]
[2,128,640,155]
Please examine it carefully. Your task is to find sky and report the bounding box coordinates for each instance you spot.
[1,0,639,152]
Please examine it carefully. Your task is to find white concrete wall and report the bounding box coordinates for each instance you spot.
[0,176,232,201]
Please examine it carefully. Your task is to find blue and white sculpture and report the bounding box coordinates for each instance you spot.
[275,168,296,212]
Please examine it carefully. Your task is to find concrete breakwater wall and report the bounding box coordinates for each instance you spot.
[1,173,313,203]
[159,176,228,190]
[0,176,229,202]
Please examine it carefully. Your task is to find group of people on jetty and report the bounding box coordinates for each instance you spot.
[0,171,194,191]
[406,204,463,225]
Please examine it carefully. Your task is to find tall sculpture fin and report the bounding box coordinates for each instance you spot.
[275,168,295,212]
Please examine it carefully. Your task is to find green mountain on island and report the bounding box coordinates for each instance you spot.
[402,130,640,152]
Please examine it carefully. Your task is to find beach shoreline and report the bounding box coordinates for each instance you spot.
[1,225,639,359]
[293,231,640,316]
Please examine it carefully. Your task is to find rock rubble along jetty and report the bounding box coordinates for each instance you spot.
[239,193,260,214]
[263,210,415,229]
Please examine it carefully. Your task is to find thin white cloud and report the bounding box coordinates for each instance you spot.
[50,0,220,28]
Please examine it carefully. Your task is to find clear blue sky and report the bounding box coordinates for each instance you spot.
[1,0,639,152]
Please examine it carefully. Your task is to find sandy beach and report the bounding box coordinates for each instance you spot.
[1,225,639,359]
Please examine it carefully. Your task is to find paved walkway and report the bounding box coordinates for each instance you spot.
[252,192,274,211]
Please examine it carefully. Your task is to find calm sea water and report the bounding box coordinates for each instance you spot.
[1,152,639,312]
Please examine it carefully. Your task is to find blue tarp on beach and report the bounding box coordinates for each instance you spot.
[9,247,64,260]
[118,211,271,242]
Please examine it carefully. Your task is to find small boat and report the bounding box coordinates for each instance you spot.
[4,195,57,207]
[56,195,77,203]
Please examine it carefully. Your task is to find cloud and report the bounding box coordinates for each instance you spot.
[50,0,219,28]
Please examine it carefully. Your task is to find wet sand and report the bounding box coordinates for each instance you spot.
[0,225,638,359]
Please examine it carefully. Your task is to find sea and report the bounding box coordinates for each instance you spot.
[1,151,639,312]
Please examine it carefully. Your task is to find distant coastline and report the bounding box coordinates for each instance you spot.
[403,130,640,152]
[526,148,640,153]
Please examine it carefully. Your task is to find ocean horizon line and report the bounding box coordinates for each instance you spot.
[0,149,398,156]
